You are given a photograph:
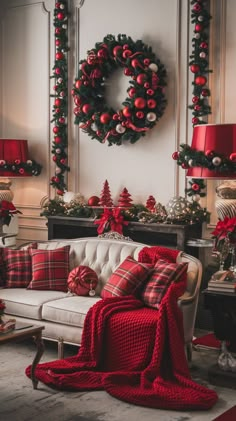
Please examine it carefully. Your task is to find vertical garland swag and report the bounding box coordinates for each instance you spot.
[50,1,70,195]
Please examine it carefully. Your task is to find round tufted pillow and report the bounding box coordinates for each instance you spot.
[67,265,98,296]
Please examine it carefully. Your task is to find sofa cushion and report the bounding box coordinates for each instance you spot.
[0,288,67,320]
[67,265,98,296]
[2,246,36,288]
[141,260,188,309]
[42,295,101,328]
[28,246,70,292]
[101,255,152,298]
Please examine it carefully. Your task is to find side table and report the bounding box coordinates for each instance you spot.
[0,323,45,389]
[203,288,236,389]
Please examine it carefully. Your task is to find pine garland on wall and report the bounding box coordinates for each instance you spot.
[188,0,212,126]
[50,1,70,196]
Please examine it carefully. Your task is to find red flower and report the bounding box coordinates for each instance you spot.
[212,216,236,249]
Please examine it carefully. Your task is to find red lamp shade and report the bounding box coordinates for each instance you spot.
[0,139,31,177]
[186,124,236,179]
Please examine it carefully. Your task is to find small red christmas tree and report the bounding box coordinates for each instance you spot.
[118,187,133,208]
[146,195,156,212]
[99,180,113,207]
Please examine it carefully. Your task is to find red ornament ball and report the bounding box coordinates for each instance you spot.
[54,137,62,144]
[75,80,82,89]
[124,68,133,76]
[136,73,147,85]
[201,89,209,97]
[147,99,156,109]
[56,52,64,60]
[190,64,200,73]
[134,97,146,109]
[100,113,111,124]
[57,190,64,196]
[195,23,203,32]
[128,88,136,98]
[147,89,154,96]
[74,96,82,106]
[192,183,200,191]
[172,151,179,160]
[181,163,189,169]
[192,117,199,124]
[230,153,236,162]
[57,12,65,20]
[206,150,214,157]
[136,111,144,119]
[88,196,100,206]
[53,126,60,134]
[192,96,200,104]
[74,107,81,116]
[131,59,141,68]
[54,98,61,107]
[55,28,61,35]
[200,42,208,49]
[123,107,132,118]
[82,104,91,114]
[195,75,207,86]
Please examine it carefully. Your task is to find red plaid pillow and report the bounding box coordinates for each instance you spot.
[141,259,188,309]
[101,255,152,298]
[3,246,37,288]
[27,246,70,292]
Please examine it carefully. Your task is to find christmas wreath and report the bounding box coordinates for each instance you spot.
[72,34,167,146]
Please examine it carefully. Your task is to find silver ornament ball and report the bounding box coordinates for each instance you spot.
[147,112,157,122]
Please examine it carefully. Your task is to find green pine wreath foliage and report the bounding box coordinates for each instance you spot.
[72,34,167,146]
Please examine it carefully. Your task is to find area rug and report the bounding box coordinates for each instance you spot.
[193,333,221,350]
[212,405,236,420]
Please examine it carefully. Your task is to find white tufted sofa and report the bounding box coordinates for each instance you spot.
[1,236,202,360]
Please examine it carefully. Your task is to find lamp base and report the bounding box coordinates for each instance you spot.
[0,178,14,202]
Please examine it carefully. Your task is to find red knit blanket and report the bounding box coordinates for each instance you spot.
[25,277,218,410]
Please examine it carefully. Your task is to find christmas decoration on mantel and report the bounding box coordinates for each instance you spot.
[189,0,212,126]
[41,192,210,232]
[71,34,167,146]
[50,0,70,195]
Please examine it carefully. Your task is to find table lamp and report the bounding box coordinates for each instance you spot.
[0,138,42,202]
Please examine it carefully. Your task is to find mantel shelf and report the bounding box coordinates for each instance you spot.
[47,216,202,252]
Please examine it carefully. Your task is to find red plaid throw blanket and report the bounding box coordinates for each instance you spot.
[25,275,217,410]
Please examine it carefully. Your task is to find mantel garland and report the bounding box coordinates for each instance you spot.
[50,0,70,195]
[71,34,167,146]
[188,0,212,126]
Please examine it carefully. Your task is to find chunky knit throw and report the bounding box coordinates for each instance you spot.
[25,252,218,410]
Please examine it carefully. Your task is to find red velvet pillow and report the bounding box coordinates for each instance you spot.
[27,246,70,292]
[2,245,37,288]
[141,259,188,309]
[101,255,152,298]
[67,265,98,296]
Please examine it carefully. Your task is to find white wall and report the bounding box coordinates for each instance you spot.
[0,0,235,242]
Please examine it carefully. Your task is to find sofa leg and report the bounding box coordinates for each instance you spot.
[58,337,64,359]
[186,343,192,363]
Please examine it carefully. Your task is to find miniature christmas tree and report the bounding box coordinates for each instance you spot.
[99,180,113,207]
[118,187,133,208]
[146,195,156,212]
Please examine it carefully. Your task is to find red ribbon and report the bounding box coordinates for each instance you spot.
[94,208,128,235]
[125,121,149,132]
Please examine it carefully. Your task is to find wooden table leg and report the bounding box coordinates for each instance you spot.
[31,331,45,389]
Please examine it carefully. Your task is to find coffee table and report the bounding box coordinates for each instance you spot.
[0,322,45,389]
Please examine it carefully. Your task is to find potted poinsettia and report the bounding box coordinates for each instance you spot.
[0,200,21,226]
